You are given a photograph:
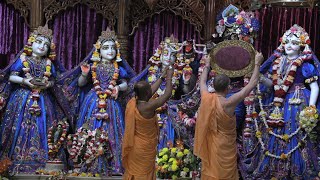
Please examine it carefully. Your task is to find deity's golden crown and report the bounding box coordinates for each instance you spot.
[98,27,117,42]
[32,24,53,40]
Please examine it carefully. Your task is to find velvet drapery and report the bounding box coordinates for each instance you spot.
[255,6,320,58]
[128,11,202,73]
[51,4,109,70]
[0,1,29,68]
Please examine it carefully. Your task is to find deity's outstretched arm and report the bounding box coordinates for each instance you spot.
[309,81,319,106]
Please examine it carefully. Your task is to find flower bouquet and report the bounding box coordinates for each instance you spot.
[67,125,113,175]
[156,141,199,180]
[299,106,319,134]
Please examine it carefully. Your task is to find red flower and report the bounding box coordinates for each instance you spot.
[284,80,291,86]
[279,37,283,43]
[288,71,296,76]
[306,39,311,45]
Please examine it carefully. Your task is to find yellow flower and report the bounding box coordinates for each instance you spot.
[171,164,178,171]
[282,134,289,142]
[23,61,29,68]
[183,167,190,173]
[280,153,287,160]
[171,147,177,153]
[162,154,168,161]
[177,151,184,158]
[172,160,178,165]
[183,149,190,155]
[168,158,175,162]
[159,152,164,157]
[94,42,101,50]
[162,147,169,153]
[46,66,51,72]
[265,151,269,155]
[255,131,262,138]
[172,175,178,180]
[28,36,36,42]
[163,164,169,169]
[315,114,319,119]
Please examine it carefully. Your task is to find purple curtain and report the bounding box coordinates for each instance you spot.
[0,1,29,68]
[51,4,109,70]
[255,6,320,59]
[129,11,202,73]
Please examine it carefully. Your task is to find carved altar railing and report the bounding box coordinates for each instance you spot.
[128,0,205,38]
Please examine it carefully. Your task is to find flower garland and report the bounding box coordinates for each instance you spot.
[254,83,306,160]
[268,56,304,127]
[90,42,120,121]
[19,34,54,116]
[48,121,69,159]
[67,127,112,165]
[243,77,255,138]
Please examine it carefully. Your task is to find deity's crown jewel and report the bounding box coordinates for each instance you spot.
[165,34,178,44]
[33,24,53,40]
[98,27,117,42]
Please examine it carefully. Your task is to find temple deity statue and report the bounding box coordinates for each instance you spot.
[238,24,320,179]
[57,28,135,175]
[0,25,66,173]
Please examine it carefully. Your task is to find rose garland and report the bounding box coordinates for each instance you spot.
[268,56,304,126]
[48,121,69,158]
[67,127,111,165]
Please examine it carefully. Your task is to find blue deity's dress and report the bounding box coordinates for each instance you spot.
[0,57,64,173]
[238,54,320,179]
[75,62,129,174]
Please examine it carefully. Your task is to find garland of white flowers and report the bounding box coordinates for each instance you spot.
[254,83,307,160]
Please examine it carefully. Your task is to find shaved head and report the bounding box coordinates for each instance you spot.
[134,80,152,101]
[213,74,230,93]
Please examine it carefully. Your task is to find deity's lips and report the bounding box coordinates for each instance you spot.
[38,48,45,51]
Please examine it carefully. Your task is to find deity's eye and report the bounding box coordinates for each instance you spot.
[291,40,300,45]
[285,39,289,44]
[35,39,42,44]
[44,43,50,48]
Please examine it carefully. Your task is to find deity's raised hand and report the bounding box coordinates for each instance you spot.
[81,62,90,76]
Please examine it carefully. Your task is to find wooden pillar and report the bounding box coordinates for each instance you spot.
[204,0,225,41]
[117,0,129,60]
[29,0,43,31]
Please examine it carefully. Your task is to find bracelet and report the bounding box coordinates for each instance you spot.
[22,78,26,85]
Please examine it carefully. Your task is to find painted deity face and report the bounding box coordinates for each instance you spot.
[161,45,176,66]
[284,35,301,57]
[100,40,116,61]
[32,36,50,57]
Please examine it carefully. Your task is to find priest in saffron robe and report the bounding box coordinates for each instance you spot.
[194,53,263,179]
[122,68,174,179]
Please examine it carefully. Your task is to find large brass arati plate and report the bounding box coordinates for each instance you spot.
[210,40,255,78]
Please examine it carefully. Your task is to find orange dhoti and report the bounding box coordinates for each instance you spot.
[194,91,239,180]
[122,98,159,180]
